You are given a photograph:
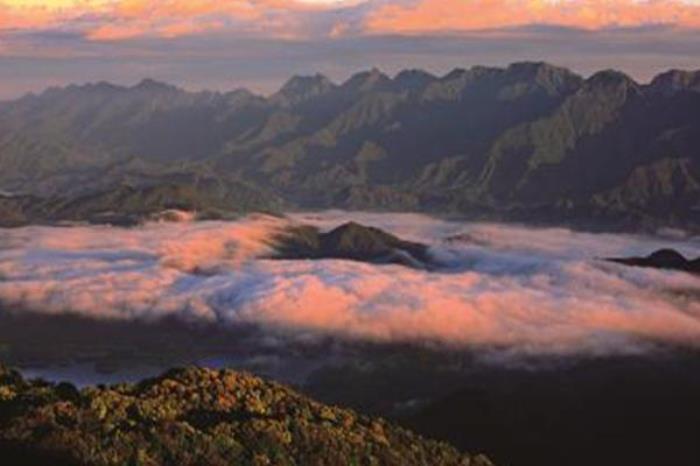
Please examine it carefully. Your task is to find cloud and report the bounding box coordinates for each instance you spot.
[3,0,700,42]
[1,212,699,357]
[0,0,370,40]
[366,0,700,34]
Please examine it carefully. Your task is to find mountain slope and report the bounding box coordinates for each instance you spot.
[0,173,284,227]
[1,62,700,229]
[0,365,492,466]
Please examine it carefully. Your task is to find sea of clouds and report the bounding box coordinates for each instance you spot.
[1,211,699,356]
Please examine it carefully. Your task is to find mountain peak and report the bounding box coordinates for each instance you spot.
[132,78,179,93]
[507,61,551,73]
[36,81,124,99]
[342,68,391,92]
[649,69,700,95]
[587,69,636,86]
[584,69,640,97]
[506,61,583,94]
[223,88,260,106]
[280,73,335,92]
[393,69,437,91]
[272,73,336,105]
[506,61,574,79]
[88,81,123,92]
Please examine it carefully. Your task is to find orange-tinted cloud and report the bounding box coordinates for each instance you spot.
[86,1,279,40]
[366,0,700,33]
[0,0,358,39]
[2,0,700,42]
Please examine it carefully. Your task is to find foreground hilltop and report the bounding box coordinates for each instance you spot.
[0,365,491,466]
[1,62,700,230]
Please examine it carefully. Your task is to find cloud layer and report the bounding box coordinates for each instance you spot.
[367,0,700,34]
[3,1,700,39]
[0,0,366,39]
[1,212,699,356]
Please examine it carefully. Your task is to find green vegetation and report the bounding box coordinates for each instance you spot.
[0,364,492,466]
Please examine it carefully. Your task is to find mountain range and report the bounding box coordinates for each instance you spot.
[1,62,699,230]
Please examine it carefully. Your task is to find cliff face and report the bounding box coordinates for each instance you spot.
[0,365,492,466]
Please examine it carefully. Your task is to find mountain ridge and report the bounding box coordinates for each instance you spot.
[1,62,700,230]
[10,63,700,108]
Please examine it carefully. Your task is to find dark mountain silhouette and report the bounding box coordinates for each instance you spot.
[403,355,700,466]
[1,62,700,229]
[608,249,700,273]
[272,222,433,268]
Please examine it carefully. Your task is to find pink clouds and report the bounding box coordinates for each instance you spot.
[3,0,700,42]
[0,0,362,40]
[0,212,699,356]
[366,0,700,34]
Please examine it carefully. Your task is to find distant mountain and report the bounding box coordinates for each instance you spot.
[0,365,491,466]
[1,62,700,230]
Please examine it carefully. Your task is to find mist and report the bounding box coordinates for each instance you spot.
[1,212,699,357]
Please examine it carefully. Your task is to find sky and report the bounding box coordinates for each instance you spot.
[1,0,700,99]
